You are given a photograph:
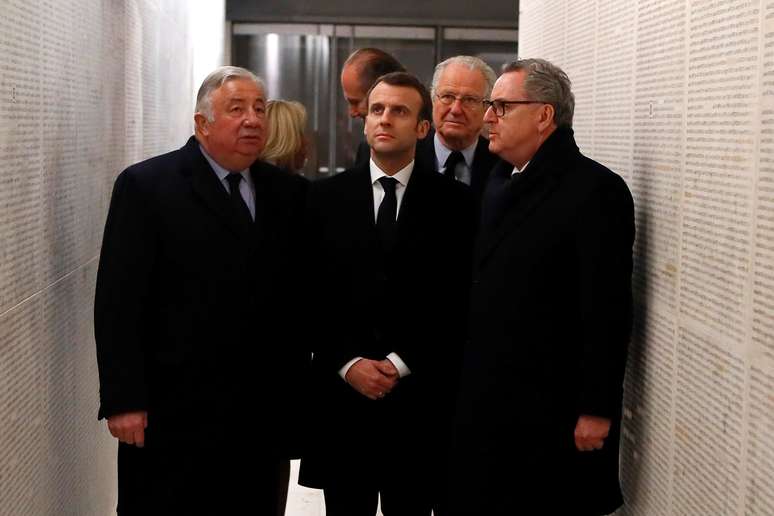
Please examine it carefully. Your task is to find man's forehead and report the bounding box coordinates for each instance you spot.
[370,83,419,103]
[492,71,524,97]
[341,67,365,92]
[218,79,264,100]
[438,64,485,90]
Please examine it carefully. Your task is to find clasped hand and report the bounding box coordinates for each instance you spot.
[345,358,399,400]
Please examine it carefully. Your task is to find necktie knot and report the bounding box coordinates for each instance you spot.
[378,176,398,193]
[443,151,465,179]
[225,172,242,192]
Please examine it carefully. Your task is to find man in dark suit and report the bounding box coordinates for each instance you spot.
[448,59,635,515]
[94,66,308,515]
[299,72,474,515]
[415,56,499,205]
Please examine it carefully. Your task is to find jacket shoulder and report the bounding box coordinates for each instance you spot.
[416,162,473,200]
[114,145,191,195]
[253,160,308,193]
[576,154,631,192]
[311,166,366,194]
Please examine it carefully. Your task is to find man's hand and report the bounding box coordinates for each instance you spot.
[107,411,148,447]
[574,414,610,451]
[374,359,399,379]
[345,359,399,400]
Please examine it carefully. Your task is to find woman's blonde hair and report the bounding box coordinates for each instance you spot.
[262,100,308,171]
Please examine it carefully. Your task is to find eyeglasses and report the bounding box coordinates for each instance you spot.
[436,93,484,109]
[482,99,544,117]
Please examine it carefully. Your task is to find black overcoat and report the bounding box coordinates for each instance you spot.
[94,136,309,513]
[448,128,635,515]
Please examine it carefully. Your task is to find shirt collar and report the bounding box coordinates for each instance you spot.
[199,144,250,183]
[369,158,414,187]
[434,133,477,169]
[513,161,530,176]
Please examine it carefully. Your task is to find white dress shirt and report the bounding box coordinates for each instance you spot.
[338,159,415,381]
[199,145,256,219]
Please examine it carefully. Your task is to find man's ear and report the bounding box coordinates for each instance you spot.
[416,119,431,139]
[194,112,209,137]
[536,104,555,133]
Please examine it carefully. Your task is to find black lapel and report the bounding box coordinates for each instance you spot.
[347,163,382,254]
[471,135,496,197]
[186,137,252,239]
[414,128,439,173]
[475,128,577,267]
[249,161,274,245]
[394,161,435,250]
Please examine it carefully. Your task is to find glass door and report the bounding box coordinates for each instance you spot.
[231,23,517,178]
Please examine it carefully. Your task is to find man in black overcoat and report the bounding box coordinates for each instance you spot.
[299,72,475,516]
[94,66,308,515]
[448,58,635,515]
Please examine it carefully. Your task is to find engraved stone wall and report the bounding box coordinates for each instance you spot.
[0,1,223,514]
[519,1,774,514]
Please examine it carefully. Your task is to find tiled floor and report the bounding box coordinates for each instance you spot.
[285,460,385,516]
[285,460,325,516]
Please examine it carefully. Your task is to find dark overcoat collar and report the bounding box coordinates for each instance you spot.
[476,127,579,266]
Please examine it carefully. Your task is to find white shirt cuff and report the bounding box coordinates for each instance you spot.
[387,352,411,377]
[339,357,363,380]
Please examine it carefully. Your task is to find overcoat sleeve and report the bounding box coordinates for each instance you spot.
[94,168,157,419]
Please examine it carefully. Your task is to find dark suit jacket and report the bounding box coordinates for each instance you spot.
[94,136,309,512]
[448,128,635,515]
[298,160,475,489]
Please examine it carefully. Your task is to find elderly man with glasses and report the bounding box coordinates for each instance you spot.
[447,58,635,516]
[415,56,499,206]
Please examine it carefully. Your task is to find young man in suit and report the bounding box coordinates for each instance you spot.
[416,56,499,205]
[299,72,475,516]
[447,58,635,515]
[94,66,308,515]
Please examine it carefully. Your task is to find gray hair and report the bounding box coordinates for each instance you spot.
[430,56,497,99]
[502,58,574,128]
[195,66,265,121]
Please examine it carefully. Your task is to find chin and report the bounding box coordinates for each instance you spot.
[237,144,263,155]
[441,130,473,144]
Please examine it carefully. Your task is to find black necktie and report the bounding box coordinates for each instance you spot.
[376,176,398,251]
[225,173,253,227]
[480,166,517,230]
[443,151,465,179]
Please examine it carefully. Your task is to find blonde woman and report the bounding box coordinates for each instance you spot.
[262,99,309,174]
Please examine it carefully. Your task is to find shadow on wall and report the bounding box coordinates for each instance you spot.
[619,181,651,515]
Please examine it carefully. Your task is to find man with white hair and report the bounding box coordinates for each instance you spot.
[416,55,499,204]
[95,66,308,515]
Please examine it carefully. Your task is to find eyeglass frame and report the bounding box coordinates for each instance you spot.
[482,99,545,117]
[435,92,485,109]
